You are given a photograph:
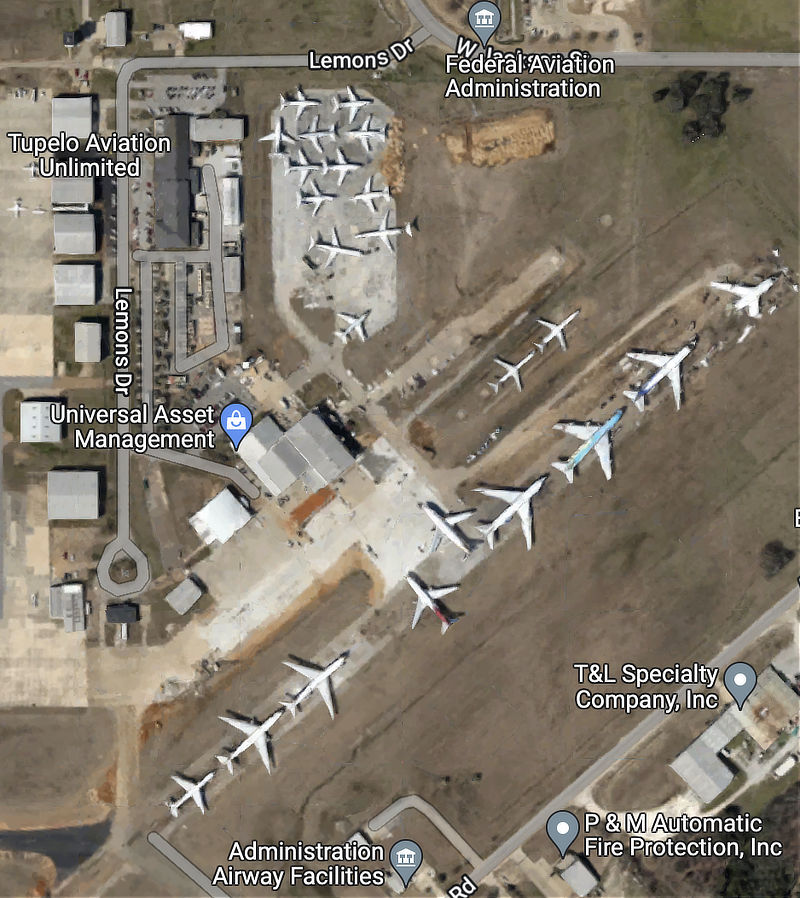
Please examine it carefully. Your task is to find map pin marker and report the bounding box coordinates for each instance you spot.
[724,662,758,710]
[546,810,580,858]
[389,840,422,889]
[467,1,501,47]
[220,401,253,451]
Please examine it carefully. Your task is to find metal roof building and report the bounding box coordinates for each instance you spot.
[222,177,241,228]
[54,212,96,255]
[74,321,102,362]
[669,709,741,803]
[190,488,253,545]
[20,400,63,442]
[164,578,203,615]
[47,470,100,520]
[52,177,94,207]
[154,115,192,249]
[560,858,599,897]
[104,10,128,47]
[179,21,213,40]
[53,264,96,305]
[49,583,86,633]
[190,117,244,142]
[52,96,94,139]
[238,411,354,496]
[223,255,242,294]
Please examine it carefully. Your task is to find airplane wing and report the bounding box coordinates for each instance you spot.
[429,585,459,601]
[627,350,669,368]
[429,530,442,553]
[171,774,194,792]
[667,367,682,409]
[555,422,597,441]
[284,659,320,679]
[411,598,426,629]
[316,678,335,718]
[191,790,206,812]
[445,510,473,525]
[476,487,522,504]
[253,732,271,772]
[518,502,533,551]
[220,716,257,736]
[593,434,613,480]
[379,232,394,252]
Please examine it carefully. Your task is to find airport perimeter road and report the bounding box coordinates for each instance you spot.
[470,582,800,883]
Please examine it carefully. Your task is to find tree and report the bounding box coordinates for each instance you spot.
[760,540,796,578]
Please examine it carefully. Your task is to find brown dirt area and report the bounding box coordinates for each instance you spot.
[442,109,555,166]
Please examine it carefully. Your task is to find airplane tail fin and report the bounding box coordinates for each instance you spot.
[476,523,496,549]
[334,329,348,343]
[623,390,645,412]
[534,342,544,353]
[216,755,234,774]
[487,381,500,393]
[403,222,413,236]
[280,698,299,717]
[441,615,459,634]
[551,461,574,483]
[168,802,179,818]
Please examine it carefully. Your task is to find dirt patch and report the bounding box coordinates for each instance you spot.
[91,765,117,806]
[289,487,336,528]
[442,109,556,166]
[408,417,438,456]
[380,116,407,193]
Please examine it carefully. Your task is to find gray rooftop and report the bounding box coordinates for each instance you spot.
[52,96,94,139]
[190,116,244,142]
[54,213,96,255]
[49,583,86,633]
[74,321,102,363]
[560,858,599,897]
[51,177,94,207]
[104,10,127,47]
[154,115,192,249]
[164,578,203,615]
[20,400,63,443]
[669,709,741,803]
[47,470,100,520]
[53,264,96,305]
[223,255,242,294]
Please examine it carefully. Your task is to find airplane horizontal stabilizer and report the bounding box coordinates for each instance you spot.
[551,461,574,483]
[623,389,646,412]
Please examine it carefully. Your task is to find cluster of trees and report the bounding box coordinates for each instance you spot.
[652,71,754,143]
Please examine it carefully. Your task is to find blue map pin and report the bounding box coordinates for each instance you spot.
[220,402,253,450]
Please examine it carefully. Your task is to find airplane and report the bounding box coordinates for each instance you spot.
[7,198,25,217]
[297,115,337,153]
[283,147,325,186]
[332,85,372,124]
[279,86,321,118]
[489,347,538,393]
[623,336,698,412]
[347,115,387,152]
[420,501,475,555]
[405,573,460,634]
[325,147,362,187]
[709,277,777,319]
[217,708,285,775]
[534,310,581,352]
[474,475,548,551]
[281,651,349,719]
[22,161,38,179]
[296,179,336,217]
[308,228,365,267]
[552,407,625,483]
[350,175,390,213]
[31,206,46,215]
[335,310,370,343]
[354,209,413,253]
[258,117,296,148]
[165,771,214,817]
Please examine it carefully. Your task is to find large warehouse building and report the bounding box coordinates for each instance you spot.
[53,264,97,305]
[47,470,101,520]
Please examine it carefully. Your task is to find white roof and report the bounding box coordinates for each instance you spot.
[49,583,86,632]
[47,470,100,520]
[74,321,102,363]
[52,96,93,139]
[189,488,252,545]
[222,177,241,227]
[53,264,96,305]
[179,21,213,40]
[560,859,599,897]
[164,578,203,615]
[20,400,63,443]
[105,11,127,46]
[54,213,96,255]
[190,117,244,142]
[52,177,94,206]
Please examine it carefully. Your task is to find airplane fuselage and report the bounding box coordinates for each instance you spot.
[565,408,624,470]
[633,344,694,402]
[422,503,472,554]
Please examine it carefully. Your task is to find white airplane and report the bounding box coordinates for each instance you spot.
[474,475,548,551]
[354,210,413,253]
[624,336,698,412]
[7,198,25,217]
[552,407,625,483]
[297,115,337,153]
[710,277,777,319]
[348,115,387,152]
[283,147,325,185]
[308,228,365,267]
[421,501,475,555]
[258,117,296,148]
[325,148,362,187]
[165,771,214,817]
[332,85,372,124]
[335,310,370,343]
[281,651,349,719]
[22,161,38,179]
[535,310,581,352]
[350,175,390,213]
[279,86,321,118]
[31,206,46,215]
[405,573,460,634]
[489,347,538,393]
[296,179,336,217]
[217,709,285,775]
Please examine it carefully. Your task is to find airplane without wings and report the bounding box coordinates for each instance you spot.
[325,147,362,187]
[283,147,325,185]
[624,336,698,411]
[421,501,475,555]
[405,573,461,634]
[308,228,365,267]
[217,708,285,775]
[552,407,625,483]
[535,310,581,352]
[348,116,387,152]
[335,310,370,343]
[709,277,777,318]
[166,771,214,817]
[258,117,296,148]
[489,347,538,392]
[332,85,372,124]
[298,115,337,153]
[350,175,390,213]
[474,475,548,551]
[7,198,25,217]
[354,210,413,253]
[296,180,336,217]
[281,651,349,719]
[279,86,321,118]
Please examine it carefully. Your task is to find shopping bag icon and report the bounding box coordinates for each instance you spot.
[226,410,247,430]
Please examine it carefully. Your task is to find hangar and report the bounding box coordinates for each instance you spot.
[53,264,96,305]
[47,470,100,520]
[190,488,253,545]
